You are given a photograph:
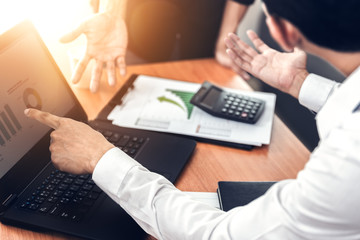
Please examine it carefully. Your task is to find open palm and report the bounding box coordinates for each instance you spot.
[61,13,128,92]
[225,31,308,98]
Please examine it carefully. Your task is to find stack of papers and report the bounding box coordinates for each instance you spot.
[108,75,276,147]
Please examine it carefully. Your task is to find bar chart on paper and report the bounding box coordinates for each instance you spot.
[0,104,22,146]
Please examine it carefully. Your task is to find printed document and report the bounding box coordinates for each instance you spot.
[108,75,276,146]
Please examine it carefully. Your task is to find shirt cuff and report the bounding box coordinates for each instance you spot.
[299,73,339,112]
[92,147,140,196]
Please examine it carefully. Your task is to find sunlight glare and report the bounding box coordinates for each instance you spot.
[0,0,91,38]
[0,0,93,79]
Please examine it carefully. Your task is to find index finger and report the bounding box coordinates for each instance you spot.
[24,108,61,129]
[246,30,270,53]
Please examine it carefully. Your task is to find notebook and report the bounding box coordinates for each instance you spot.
[217,181,276,211]
[0,20,196,240]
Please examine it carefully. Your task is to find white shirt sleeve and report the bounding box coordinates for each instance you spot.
[92,110,360,240]
[299,74,340,112]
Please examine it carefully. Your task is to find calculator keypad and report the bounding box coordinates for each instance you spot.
[220,93,264,123]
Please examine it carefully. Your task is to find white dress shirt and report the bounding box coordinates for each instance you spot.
[93,68,360,240]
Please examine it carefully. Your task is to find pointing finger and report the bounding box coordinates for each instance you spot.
[24,108,60,129]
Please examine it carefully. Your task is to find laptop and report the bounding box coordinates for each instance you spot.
[0,20,196,239]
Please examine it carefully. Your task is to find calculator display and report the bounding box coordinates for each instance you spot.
[201,87,221,109]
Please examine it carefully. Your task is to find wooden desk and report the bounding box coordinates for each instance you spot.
[0,58,310,240]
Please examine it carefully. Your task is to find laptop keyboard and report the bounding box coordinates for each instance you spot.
[18,129,147,221]
[19,170,100,221]
[96,128,147,157]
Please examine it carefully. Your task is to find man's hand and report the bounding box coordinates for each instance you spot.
[225,30,309,99]
[61,12,128,93]
[215,40,246,72]
[24,108,114,174]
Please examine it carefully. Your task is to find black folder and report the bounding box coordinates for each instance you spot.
[217,181,276,211]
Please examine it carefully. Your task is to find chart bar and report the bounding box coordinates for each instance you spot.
[0,111,16,135]
[4,104,21,130]
[0,134,4,146]
[0,119,10,141]
[0,104,22,144]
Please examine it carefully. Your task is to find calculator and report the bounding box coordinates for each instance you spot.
[190,81,265,124]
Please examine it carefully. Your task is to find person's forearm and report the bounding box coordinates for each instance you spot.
[217,1,248,47]
[93,148,230,239]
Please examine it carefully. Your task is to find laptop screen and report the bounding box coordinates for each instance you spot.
[0,28,75,179]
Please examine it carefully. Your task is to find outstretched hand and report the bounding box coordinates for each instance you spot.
[225,30,309,98]
[61,12,128,93]
[215,41,238,69]
[24,108,114,174]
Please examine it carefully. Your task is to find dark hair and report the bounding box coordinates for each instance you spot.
[262,0,360,52]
